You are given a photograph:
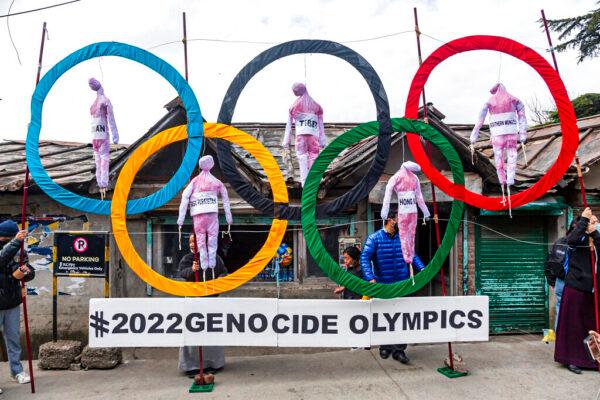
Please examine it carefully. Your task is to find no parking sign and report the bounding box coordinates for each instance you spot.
[53,231,110,342]
[54,231,108,277]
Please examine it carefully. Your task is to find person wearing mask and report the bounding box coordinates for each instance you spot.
[178,234,227,377]
[0,220,35,387]
[360,216,426,364]
[333,246,363,300]
[555,208,600,374]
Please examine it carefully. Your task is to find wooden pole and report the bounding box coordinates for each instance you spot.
[182,12,189,82]
[540,10,559,75]
[413,7,454,371]
[192,235,204,383]
[17,21,47,394]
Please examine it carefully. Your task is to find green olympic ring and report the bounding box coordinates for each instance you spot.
[301,118,465,299]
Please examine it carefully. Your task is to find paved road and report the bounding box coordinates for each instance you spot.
[1,336,598,399]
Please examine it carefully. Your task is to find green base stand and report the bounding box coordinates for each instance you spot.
[437,367,468,379]
[189,382,214,393]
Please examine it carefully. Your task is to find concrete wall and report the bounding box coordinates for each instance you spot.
[0,192,148,353]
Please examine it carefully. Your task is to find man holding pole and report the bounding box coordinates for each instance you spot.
[0,220,35,386]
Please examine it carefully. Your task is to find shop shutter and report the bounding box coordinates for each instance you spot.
[475,216,548,333]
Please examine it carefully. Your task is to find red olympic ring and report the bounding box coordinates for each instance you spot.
[405,35,578,210]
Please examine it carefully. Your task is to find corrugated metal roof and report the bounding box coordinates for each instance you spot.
[229,122,362,187]
[2,95,599,200]
[449,114,600,189]
[0,140,127,192]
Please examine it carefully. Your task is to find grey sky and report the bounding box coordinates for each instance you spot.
[1,0,598,144]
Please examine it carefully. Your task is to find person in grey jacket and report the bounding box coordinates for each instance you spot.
[178,233,227,377]
[0,220,34,387]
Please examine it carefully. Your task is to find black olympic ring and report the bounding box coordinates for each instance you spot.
[217,39,392,220]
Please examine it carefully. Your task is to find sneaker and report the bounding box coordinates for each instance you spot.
[12,372,30,384]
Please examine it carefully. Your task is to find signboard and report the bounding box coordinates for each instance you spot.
[89,296,489,348]
[54,231,108,277]
[54,231,110,342]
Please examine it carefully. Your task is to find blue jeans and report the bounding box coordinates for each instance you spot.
[554,278,565,331]
[0,305,23,376]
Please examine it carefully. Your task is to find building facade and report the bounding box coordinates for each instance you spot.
[1,99,599,350]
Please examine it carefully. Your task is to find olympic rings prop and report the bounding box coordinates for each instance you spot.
[111,123,288,296]
[405,35,578,210]
[217,39,393,221]
[26,42,203,215]
[301,118,465,299]
[27,35,581,298]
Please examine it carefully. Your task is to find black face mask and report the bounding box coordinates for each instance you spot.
[393,223,399,234]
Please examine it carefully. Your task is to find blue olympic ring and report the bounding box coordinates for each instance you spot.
[25,42,203,215]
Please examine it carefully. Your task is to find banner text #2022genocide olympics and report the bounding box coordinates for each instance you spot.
[89,296,488,348]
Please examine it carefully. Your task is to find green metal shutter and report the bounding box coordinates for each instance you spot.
[475,216,548,333]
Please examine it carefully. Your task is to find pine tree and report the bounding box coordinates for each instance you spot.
[545,3,600,63]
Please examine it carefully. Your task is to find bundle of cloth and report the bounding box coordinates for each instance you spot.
[381,161,430,284]
[88,78,119,199]
[470,83,528,216]
[178,155,233,286]
[281,83,326,186]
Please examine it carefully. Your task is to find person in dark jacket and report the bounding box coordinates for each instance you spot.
[0,220,34,386]
[555,208,600,374]
[361,218,426,284]
[178,234,227,377]
[333,246,363,299]
[360,216,425,364]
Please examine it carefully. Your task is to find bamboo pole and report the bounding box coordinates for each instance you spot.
[413,7,454,371]
[17,21,48,394]
[183,12,189,82]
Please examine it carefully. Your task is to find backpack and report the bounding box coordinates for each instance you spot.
[544,237,570,287]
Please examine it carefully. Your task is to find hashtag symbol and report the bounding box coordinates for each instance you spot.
[90,311,110,338]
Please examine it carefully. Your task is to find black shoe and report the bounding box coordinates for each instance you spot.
[379,349,392,359]
[567,364,582,374]
[392,350,409,364]
[186,369,200,378]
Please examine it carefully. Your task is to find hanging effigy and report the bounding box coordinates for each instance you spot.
[281,82,326,187]
[89,77,119,199]
[470,83,528,215]
[381,161,431,284]
[178,155,233,284]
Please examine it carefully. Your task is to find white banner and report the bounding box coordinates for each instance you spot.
[89,296,488,348]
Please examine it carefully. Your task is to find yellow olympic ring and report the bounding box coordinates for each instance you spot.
[111,123,289,296]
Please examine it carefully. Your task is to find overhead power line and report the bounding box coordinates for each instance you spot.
[0,0,81,19]
[148,30,414,50]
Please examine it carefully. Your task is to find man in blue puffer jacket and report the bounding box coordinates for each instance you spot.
[360,216,425,364]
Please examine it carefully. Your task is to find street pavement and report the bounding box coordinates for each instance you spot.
[0,335,598,399]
